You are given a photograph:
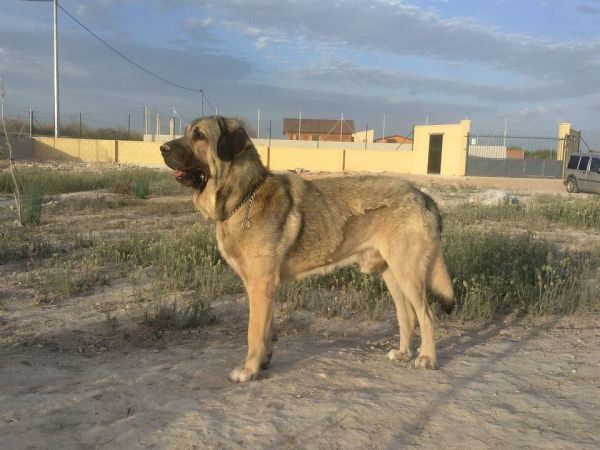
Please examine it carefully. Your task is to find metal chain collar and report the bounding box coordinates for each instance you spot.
[221,179,263,229]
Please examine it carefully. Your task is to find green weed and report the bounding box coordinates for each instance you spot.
[142,293,217,331]
[0,166,188,197]
[20,184,44,225]
[448,195,600,231]
[133,178,150,199]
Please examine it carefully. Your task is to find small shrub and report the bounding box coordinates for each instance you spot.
[113,181,133,195]
[134,178,150,199]
[142,295,217,330]
[20,184,44,225]
[442,222,598,319]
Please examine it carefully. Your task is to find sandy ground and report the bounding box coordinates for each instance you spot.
[1,168,599,449]
[1,302,599,450]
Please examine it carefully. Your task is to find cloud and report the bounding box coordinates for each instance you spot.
[280,57,599,104]
[181,17,217,40]
[3,0,600,136]
[182,17,215,31]
[172,0,600,93]
[577,6,600,14]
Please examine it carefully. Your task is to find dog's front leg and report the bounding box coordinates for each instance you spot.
[229,274,279,382]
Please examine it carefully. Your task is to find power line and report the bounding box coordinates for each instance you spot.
[56,4,198,92]
[46,2,217,113]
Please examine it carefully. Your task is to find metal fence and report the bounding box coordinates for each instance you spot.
[466,133,565,178]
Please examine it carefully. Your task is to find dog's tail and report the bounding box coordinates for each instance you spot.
[422,192,455,314]
[428,248,455,314]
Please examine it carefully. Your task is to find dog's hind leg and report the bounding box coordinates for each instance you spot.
[384,251,439,370]
[381,267,416,363]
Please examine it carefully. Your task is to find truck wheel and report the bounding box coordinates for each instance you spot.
[566,177,578,193]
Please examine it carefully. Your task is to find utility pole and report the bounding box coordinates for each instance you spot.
[53,0,60,137]
[24,0,59,136]
[143,107,147,134]
[201,90,204,117]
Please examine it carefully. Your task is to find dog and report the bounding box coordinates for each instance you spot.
[160,116,455,382]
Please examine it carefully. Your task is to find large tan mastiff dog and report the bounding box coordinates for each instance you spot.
[160,116,455,382]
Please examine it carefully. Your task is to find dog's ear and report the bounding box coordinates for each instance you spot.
[216,116,249,162]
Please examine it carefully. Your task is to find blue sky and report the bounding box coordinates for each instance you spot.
[1,0,599,144]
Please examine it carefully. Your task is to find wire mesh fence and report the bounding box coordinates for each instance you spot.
[466,133,566,178]
[467,134,562,160]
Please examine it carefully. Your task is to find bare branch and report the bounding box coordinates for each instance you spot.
[0,78,23,225]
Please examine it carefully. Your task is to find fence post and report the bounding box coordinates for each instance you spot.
[267,120,272,169]
[464,132,470,175]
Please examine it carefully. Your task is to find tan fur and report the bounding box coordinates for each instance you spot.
[160,116,455,382]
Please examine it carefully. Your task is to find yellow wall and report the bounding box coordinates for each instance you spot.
[413,120,470,176]
[344,149,413,173]
[117,140,165,165]
[255,146,269,167]
[33,137,116,162]
[33,138,65,160]
[269,147,344,172]
[557,122,571,161]
[31,120,471,175]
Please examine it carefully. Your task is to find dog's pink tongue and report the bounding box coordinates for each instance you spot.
[173,170,184,178]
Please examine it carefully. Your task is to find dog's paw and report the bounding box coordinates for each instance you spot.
[387,349,413,363]
[414,355,438,370]
[228,366,259,383]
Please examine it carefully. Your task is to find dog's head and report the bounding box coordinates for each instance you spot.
[159,116,251,193]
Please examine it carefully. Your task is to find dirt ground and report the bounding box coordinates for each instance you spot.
[1,167,599,449]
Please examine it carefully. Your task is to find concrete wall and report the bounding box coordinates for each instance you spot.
[252,138,412,151]
[117,140,165,166]
[269,147,344,172]
[557,122,571,161]
[413,120,470,176]
[344,149,413,173]
[29,119,471,176]
[1,136,33,159]
[33,137,117,162]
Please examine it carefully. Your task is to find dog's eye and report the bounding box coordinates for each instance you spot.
[193,128,206,141]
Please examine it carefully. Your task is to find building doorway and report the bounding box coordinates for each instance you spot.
[427,134,443,174]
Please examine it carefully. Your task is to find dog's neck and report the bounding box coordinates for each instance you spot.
[214,148,268,223]
[220,178,264,223]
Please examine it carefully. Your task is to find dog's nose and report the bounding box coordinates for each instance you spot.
[160,144,171,155]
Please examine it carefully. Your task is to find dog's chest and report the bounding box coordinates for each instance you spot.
[216,226,245,276]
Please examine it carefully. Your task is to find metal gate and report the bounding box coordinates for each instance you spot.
[465,133,565,178]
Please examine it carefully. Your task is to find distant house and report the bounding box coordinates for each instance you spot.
[506,147,525,159]
[374,135,413,145]
[283,118,356,142]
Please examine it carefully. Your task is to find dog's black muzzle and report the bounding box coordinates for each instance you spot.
[160,138,210,192]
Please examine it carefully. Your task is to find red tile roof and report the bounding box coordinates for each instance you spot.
[283,118,356,135]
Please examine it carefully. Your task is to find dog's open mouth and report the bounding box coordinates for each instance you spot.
[173,169,209,191]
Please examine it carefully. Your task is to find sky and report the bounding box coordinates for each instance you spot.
[1,0,600,144]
